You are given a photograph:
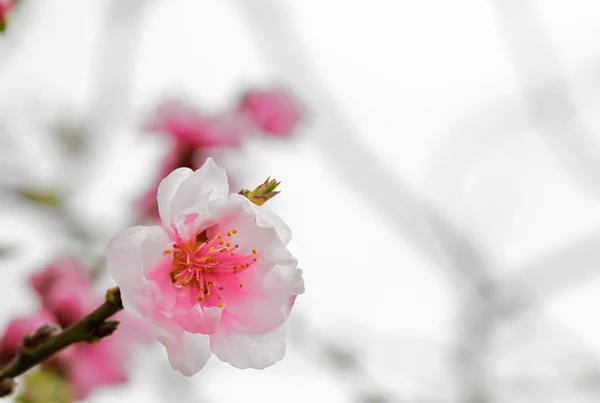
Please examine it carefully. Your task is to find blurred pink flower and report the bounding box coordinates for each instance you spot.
[0,310,55,363]
[30,257,93,326]
[59,336,127,400]
[239,88,302,137]
[108,158,304,375]
[150,99,247,148]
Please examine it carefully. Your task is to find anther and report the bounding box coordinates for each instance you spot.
[232,229,237,234]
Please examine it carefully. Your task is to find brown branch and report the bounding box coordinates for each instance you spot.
[0,287,123,397]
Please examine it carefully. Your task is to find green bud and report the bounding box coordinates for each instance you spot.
[239,177,281,206]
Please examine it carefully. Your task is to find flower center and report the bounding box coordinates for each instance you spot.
[163,229,257,308]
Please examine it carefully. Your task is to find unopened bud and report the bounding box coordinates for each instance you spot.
[105,287,122,306]
[0,377,15,397]
[239,177,280,206]
[93,320,120,340]
[22,324,62,350]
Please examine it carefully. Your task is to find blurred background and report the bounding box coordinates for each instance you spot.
[2,0,600,402]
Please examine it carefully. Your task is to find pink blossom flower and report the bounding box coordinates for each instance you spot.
[0,310,55,363]
[30,257,93,326]
[108,158,304,375]
[239,88,302,137]
[150,99,247,148]
[46,309,150,400]
[58,334,128,399]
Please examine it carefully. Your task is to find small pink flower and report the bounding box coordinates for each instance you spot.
[0,310,56,363]
[108,158,304,375]
[30,258,93,326]
[150,99,247,148]
[239,88,302,137]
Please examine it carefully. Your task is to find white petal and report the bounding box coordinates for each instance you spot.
[107,225,170,316]
[155,325,213,376]
[210,323,287,369]
[107,225,166,288]
[157,167,193,229]
[256,206,292,245]
[169,158,228,224]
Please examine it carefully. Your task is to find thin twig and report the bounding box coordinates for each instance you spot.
[0,287,123,395]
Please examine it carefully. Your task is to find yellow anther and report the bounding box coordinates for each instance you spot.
[163,249,172,255]
[226,242,231,247]
[226,232,231,237]
[207,281,214,287]
[200,257,207,263]
[218,241,224,246]
[252,258,257,262]
[234,244,239,248]
[217,233,222,238]
[218,303,224,308]
[232,229,237,234]
[252,249,257,254]
[206,292,211,297]
[209,247,215,251]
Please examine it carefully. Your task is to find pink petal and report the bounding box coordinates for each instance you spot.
[174,305,221,335]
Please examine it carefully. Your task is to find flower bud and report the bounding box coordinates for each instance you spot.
[239,177,281,206]
[0,378,15,397]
